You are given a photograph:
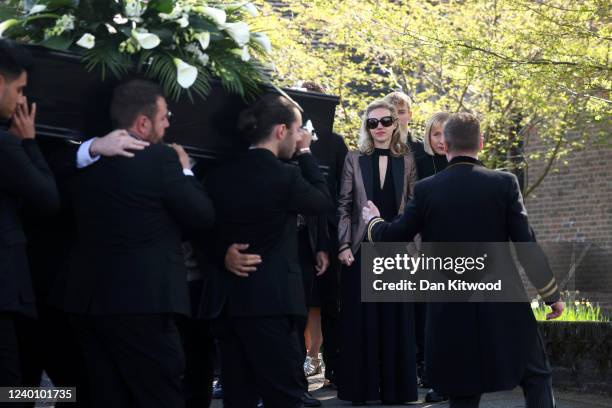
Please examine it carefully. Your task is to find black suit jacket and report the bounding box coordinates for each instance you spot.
[0,131,59,317]
[50,143,215,316]
[23,140,81,299]
[197,149,333,319]
[369,156,560,396]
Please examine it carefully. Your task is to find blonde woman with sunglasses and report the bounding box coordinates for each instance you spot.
[336,99,419,405]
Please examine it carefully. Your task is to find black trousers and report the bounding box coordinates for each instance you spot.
[296,315,310,394]
[178,280,215,408]
[0,313,21,387]
[319,240,341,383]
[449,332,555,408]
[71,314,185,408]
[415,302,427,365]
[14,306,91,408]
[213,316,304,408]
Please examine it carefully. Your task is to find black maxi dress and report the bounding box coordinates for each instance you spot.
[338,148,418,404]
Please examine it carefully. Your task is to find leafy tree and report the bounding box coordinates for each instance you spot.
[258,0,611,196]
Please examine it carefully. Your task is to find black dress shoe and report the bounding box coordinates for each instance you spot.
[211,380,223,399]
[425,388,448,403]
[303,392,321,407]
[351,402,366,406]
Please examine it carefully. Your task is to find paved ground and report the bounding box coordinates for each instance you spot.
[34,370,611,407]
[210,371,612,408]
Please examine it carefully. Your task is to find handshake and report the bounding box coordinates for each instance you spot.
[362,201,381,224]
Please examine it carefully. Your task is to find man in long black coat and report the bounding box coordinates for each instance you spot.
[50,79,215,408]
[364,112,564,408]
[199,94,334,408]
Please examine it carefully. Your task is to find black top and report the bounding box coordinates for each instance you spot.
[417,153,448,179]
[50,143,215,316]
[197,149,334,319]
[407,138,448,180]
[0,132,59,317]
[372,148,398,222]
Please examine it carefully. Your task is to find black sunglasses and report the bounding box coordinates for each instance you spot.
[366,116,395,130]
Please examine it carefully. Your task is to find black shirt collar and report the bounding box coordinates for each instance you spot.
[447,155,484,167]
[248,147,278,159]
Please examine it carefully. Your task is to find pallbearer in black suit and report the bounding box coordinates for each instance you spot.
[199,94,333,408]
[0,40,60,387]
[364,113,564,408]
[337,99,419,405]
[50,80,215,408]
[18,129,150,408]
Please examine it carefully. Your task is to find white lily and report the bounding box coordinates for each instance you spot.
[243,3,259,17]
[131,30,160,49]
[113,14,129,24]
[252,32,272,54]
[124,0,146,19]
[222,22,250,47]
[0,19,19,38]
[177,15,189,28]
[76,33,95,49]
[174,58,198,88]
[240,46,250,62]
[196,31,210,50]
[200,7,226,25]
[28,5,47,15]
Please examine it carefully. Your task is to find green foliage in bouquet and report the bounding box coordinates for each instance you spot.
[0,0,273,101]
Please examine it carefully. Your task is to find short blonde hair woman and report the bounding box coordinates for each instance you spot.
[336,99,419,404]
[416,111,451,180]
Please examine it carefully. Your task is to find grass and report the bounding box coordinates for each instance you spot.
[531,291,610,322]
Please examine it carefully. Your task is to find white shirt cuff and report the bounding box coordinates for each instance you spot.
[76,139,101,169]
[183,168,194,177]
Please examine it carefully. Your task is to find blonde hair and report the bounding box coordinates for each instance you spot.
[358,100,407,157]
[384,91,412,110]
[384,91,416,143]
[423,111,451,156]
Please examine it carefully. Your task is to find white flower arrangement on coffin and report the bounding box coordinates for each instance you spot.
[0,0,273,101]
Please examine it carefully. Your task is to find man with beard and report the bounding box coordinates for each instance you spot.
[50,79,215,408]
[200,94,333,407]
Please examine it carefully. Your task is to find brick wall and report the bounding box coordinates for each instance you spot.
[524,130,612,314]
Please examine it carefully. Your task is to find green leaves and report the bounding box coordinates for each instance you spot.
[260,0,610,193]
[82,41,131,80]
[189,15,219,32]
[141,51,210,102]
[39,0,80,10]
[39,34,73,50]
[0,0,270,101]
[149,0,174,14]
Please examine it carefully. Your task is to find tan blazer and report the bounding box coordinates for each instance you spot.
[337,150,417,254]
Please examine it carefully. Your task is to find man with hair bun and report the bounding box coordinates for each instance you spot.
[200,94,334,408]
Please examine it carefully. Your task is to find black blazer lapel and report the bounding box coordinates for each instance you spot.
[359,155,373,201]
[391,156,404,209]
